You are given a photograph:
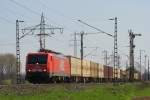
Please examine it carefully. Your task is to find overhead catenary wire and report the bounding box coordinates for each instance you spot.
[84,47,99,58]
[0,41,39,46]
[78,20,113,37]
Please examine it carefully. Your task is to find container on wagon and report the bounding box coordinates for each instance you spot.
[82,59,91,77]
[113,68,121,79]
[67,56,81,76]
[104,65,113,79]
[90,61,98,78]
[98,64,104,78]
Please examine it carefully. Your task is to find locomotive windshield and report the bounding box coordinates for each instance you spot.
[27,54,47,64]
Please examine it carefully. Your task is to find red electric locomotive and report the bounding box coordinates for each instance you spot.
[26,49,70,83]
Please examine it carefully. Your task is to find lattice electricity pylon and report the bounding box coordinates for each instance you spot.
[21,13,63,49]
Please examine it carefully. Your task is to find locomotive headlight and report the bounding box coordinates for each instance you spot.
[43,69,47,72]
[28,69,31,72]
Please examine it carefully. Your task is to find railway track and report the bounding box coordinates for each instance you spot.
[0,82,113,89]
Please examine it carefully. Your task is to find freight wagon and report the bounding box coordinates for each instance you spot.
[82,59,91,82]
[98,64,104,82]
[67,56,81,82]
[134,72,140,80]
[113,68,121,80]
[103,65,113,82]
[120,69,127,82]
[90,61,99,82]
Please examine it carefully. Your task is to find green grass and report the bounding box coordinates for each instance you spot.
[0,83,150,100]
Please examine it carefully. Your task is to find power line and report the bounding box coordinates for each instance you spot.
[9,0,40,16]
[38,0,78,22]
[9,0,63,28]
[9,0,87,34]
[0,16,15,24]
[38,0,85,33]
[4,6,33,20]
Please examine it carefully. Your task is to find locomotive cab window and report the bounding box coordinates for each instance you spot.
[27,54,48,64]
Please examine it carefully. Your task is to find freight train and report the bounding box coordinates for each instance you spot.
[25,49,140,83]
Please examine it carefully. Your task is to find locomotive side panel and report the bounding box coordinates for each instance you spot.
[47,54,53,74]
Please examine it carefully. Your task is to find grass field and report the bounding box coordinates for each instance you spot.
[0,82,150,100]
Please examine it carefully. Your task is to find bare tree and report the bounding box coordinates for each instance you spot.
[0,53,16,84]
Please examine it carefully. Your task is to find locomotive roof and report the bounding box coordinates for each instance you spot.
[39,49,62,54]
[27,49,65,56]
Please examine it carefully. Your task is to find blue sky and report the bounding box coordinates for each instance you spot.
[0,0,150,71]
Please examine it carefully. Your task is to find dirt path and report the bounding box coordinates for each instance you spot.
[133,96,150,100]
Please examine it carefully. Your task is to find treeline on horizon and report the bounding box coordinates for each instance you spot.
[0,53,16,84]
